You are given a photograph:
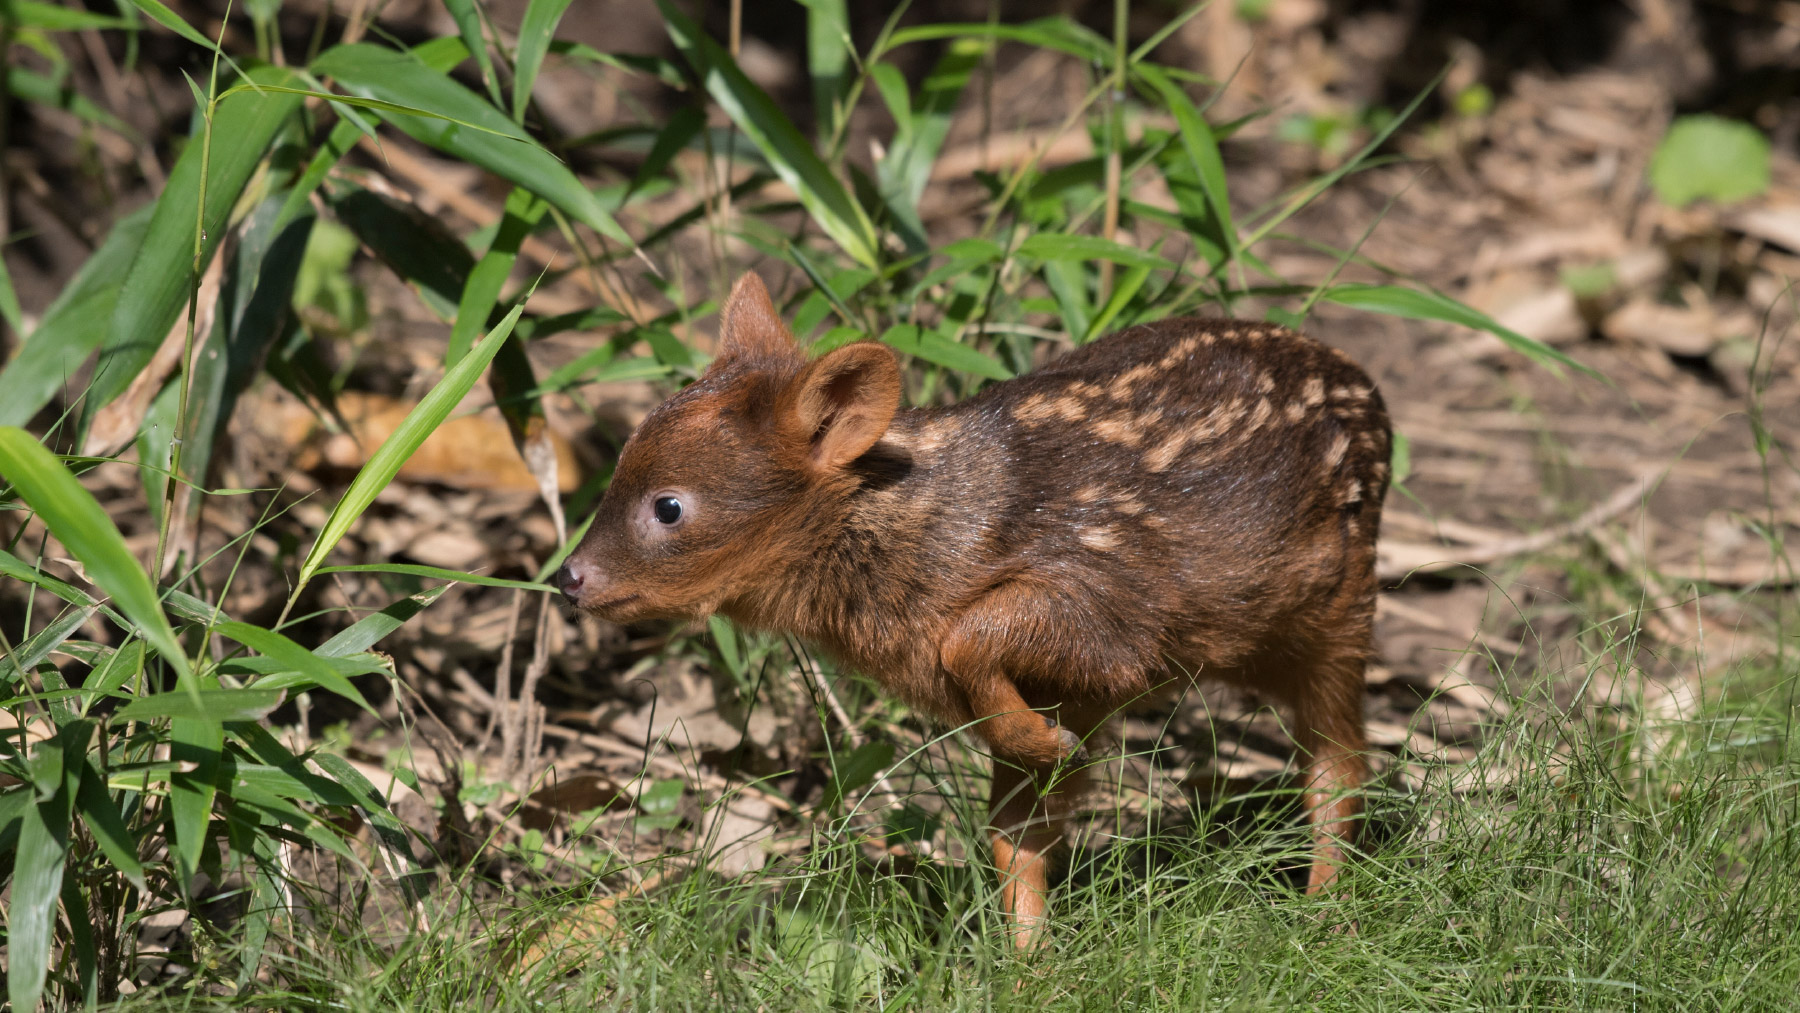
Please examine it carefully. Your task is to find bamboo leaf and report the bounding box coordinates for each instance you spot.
[1319,283,1597,378]
[115,690,282,723]
[798,0,852,136]
[8,725,83,1013]
[1140,65,1237,268]
[0,204,153,427]
[658,0,880,268]
[449,187,548,367]
[81,65,305,434]
[314,586,448,658]
[76,759,146,890]
[1017,234,1176,271]
[512,0,575,123]
[314,563,556,592]
[442,0,503,107]
[0,429,192,686]
[310,42,633,246]
[294,304,526,591]
[213,621,376,712]
[169,715,222,883]
[880,323,1012,381]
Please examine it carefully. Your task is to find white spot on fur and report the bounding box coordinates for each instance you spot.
[1079,526,1122,551]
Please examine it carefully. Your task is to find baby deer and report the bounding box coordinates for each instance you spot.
[559,273,1389,945]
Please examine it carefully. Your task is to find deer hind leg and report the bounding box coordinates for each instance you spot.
[987,760,1089,949]
[1289,645,1369,893]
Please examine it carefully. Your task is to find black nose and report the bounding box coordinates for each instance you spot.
[554,562,584,601]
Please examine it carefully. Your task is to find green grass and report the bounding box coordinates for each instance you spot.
[104,641,1799,1013]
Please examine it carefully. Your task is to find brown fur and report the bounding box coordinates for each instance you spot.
[559,273,1390,945]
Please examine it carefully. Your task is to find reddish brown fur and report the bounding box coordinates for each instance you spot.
[559,274,1390,945]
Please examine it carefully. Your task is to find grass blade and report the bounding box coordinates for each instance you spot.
[293,303,527,593]
[0,428,192,687]
[512,0,575,123]
[169,715,222,883]
[659,0,880,269]
[114,690,283,723]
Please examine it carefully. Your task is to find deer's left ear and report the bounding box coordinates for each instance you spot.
[780,342,902,470]
[709,273,800,374]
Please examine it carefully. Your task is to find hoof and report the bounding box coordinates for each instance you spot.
[1044,717,1089,765]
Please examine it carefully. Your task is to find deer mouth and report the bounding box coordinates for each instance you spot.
[586,593,641,616]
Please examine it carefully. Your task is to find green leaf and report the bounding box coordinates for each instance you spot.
[294,304,526,592]
[1389,431,1412,485]
[8,66,135,136]
[329,186,474,320]
[885,17,1108,61]
[449,187,548,367]
[311,42,633,246]
[5,605,96,679]
[169,715,222,883]
[1649,115,1771,208]
[1017,234,1176,271]
[11,0,132,30]
[115,688,284,723]
[708,614,745,678]
[82,65,305,434]
[313,563,556,592]
[879,324,1012,381]
[1319,283,1598,378]
[658,0,880,268]
[8,725,83,1013]
[0,204,153,427]
[442,0,503,107]
[1084,264,1151,342]
[76,759,147,891]
[512,0,575,123]
[315,586,449,658]
[213,621,376,713]
[799,0,852,137]
[83,641,147,712]
[0,429,192,687]
[181,198,317,502]
[821,740,895,811]
[1140,65,1237,268]
[119,0,243,71]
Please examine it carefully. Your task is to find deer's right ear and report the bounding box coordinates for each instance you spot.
[709,273,800,375]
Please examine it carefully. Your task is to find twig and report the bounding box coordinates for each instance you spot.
[1377,470,1656,581]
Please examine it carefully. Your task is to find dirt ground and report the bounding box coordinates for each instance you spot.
[6,0,1799,923]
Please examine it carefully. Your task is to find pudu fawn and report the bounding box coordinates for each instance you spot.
[558,273,1390,944]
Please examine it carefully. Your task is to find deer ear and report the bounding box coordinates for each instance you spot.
[710,273,799,374]
[784,343,902,470]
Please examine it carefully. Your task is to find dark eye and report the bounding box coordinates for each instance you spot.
[653,496,683,525]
